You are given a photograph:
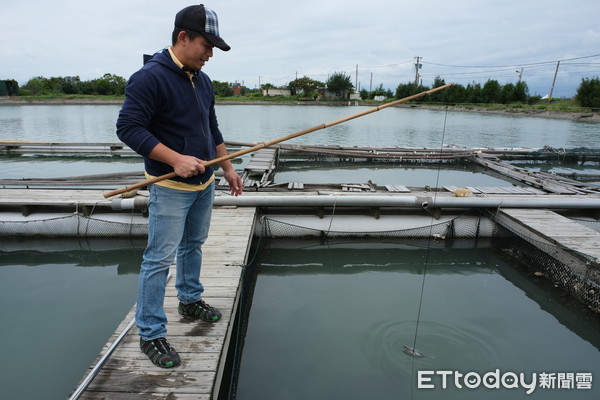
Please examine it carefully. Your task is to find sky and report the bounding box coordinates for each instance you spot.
[1,0,599,98]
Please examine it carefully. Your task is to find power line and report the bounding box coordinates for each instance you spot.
[422,53,600,69]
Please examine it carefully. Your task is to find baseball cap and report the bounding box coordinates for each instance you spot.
[175,4,231,51]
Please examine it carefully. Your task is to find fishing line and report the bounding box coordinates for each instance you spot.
[409,107,450,396]
[325,195,338,236]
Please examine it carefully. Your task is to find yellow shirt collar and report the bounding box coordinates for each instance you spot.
[168,47,184,68]
[168,47,196,80]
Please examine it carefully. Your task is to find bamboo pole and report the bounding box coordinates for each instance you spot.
[103,83,453,198]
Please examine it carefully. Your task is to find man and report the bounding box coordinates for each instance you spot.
[116,4,243,368]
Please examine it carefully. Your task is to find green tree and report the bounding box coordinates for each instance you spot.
[481,79,501,103]
[93,73,126,95]
[500,83,515,104]
[576,77,600,108]
[428,76,446,103]
[212,80,233,97]
[326,72,354,99]
[514,81,529,103]
[61,76,81,94]
[372,83,389,99]
[289,76,324,98]
[465,82,482,103]
[395,82,426,100]
[443,83,467,104]
[21,76,47,95]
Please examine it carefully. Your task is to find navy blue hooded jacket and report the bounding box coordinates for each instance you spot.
[116,48,224,185]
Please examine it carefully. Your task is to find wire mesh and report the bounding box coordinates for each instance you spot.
[489,211,600,313]
[256,210,599,312]
[260,211,496,239]
[0,213,147,237]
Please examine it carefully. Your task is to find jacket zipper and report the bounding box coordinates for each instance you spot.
[188,74,211,181]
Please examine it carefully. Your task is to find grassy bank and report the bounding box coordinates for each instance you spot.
[2,94,598,122]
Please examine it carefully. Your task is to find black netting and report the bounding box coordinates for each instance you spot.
[0,213,147,238]
[489,211,600,313]
[260,212,496,239]
[255,211,599,312]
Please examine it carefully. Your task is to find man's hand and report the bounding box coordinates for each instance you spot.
[172,154,206,178]
[224,169,243,196]
[148,143,205,178]
[215,143,243,196]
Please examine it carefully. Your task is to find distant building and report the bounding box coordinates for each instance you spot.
[317,88,349,100]
[232,82,243,97]
[262,87,292,97]
[0,80,19,96]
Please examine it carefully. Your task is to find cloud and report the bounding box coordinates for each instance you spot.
[1,0,599,97]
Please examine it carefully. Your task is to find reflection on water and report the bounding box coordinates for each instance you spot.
[233,239,600,400]
[274,162,518,187]
[1,104,599,149]
[0,105,121,143]
[2,104,600,186]
[0,238,144,400]
[2,157,144,184]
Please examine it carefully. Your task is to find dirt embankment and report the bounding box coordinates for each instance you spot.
[1,97,598,123]
[405,104,600,123]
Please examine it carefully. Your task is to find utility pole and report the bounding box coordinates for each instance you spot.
[548,61,560,103]
[516,68,523,82]
[370,72,373,93]
[414,56,422,86]
[355,64,359,91]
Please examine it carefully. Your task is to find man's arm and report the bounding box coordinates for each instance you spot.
[216,143,243,196]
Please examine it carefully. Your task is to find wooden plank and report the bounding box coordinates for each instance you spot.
[76,206,256,400]
[498,208,600,262]
[287,182,304,190]
[385,185,410,192]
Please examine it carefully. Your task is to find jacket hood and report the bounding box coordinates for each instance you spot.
[145,49,185,75]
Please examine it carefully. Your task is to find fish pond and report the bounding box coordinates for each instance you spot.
[0,103,599,398]
[227,237,600,400]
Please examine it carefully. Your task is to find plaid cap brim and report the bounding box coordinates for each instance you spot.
[202,32,231,51]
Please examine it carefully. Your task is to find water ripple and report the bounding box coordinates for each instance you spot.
[361,319,498,378]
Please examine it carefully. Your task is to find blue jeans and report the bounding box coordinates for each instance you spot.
[136,183,214,340]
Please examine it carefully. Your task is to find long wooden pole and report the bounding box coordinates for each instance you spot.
[103,83,453,198]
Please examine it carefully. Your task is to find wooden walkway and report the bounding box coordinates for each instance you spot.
[240,148,278,187]
[75,206,256,400]
[496,208,600,278]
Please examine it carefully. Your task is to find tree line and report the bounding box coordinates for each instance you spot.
[395,77,599,108]
[8,73,600,108]
[280,73,600,108]
[19,74,127,96]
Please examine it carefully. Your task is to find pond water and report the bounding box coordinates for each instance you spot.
[232,238,600,400]
[2,103,598,187]
[0,239,144,399]
[1,104,599,399]
[2,103,599,149]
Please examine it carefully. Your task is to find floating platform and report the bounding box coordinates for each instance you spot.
[3,141,600,398]
[71,206,257,399]
[2,141,600,196]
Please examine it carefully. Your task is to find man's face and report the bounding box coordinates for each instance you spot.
[181,34,214,71]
